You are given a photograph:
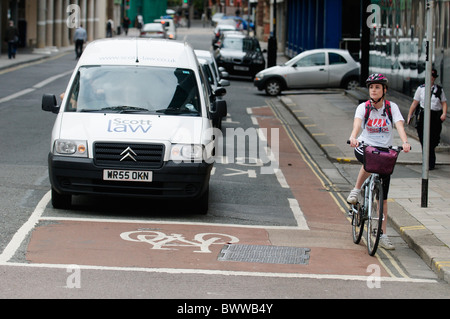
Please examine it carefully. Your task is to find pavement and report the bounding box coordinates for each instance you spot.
[1,29,450,285]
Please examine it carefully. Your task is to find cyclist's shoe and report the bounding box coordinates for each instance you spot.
[379,234,395,250]
[347,188,361,204]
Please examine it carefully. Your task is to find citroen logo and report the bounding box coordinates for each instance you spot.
[120,147,137,162]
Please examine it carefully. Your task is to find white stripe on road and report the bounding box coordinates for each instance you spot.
[0,261,438,284]
[0,70,72,104]
[0,191,50,263]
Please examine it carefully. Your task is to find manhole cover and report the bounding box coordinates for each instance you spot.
[218,244,310,265]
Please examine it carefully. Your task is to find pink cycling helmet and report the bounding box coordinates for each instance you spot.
[366,73,388,88]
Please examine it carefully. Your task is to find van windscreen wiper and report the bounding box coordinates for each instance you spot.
[99,106,151,113]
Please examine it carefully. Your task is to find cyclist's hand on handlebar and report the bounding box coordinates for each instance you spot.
[347,137,359,148]
[402,141,411,153]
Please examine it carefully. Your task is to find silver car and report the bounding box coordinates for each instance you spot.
[254,49,360,96]
[140,23,167,38]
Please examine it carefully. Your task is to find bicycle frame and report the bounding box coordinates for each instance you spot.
[349,172,384,256]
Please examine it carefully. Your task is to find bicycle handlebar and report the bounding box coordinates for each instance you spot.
[346,140,408,152]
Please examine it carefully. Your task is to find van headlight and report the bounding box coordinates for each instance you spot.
[170,144,204,162]
[54,140,88,157]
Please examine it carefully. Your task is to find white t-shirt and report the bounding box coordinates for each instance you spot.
[413,84,447,111]
[355,101,404,148]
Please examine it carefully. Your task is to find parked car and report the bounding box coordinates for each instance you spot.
[154,18,176,40]
[140,23,166,38]
[212,24,238,47]
[211,12,225,26]
[195,49,229,82]
[221,15,251,30]
[214,33,266,79]
[198,58,228,129]
[254,48,360,96]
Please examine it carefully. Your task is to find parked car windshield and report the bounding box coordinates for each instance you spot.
[222,37,260,52]
[65,65,201,116]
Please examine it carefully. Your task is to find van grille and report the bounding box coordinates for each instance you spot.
[94,142,164,168]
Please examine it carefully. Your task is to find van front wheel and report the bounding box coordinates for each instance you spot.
[195,187,209,215]
[51,188,72,209]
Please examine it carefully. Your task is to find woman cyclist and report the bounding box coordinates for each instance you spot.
[347,74,411,250]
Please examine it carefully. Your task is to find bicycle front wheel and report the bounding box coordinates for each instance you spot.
[367,179,384,256]
[352,203,365,244]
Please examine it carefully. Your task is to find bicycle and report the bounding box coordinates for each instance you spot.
[347,141,403,256]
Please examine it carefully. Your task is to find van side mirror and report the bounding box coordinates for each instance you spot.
[214,87,227,97]
[219,79,230,87]
[42,94,59,114]
[210,99,227,119]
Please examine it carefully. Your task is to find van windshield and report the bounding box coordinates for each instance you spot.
[65,65,201,116]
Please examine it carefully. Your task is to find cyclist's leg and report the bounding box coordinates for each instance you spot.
[380,174,391,234]
[379,174,395,250]
[347,147,371,204]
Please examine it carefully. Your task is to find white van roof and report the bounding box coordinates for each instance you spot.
[78,38,197,69]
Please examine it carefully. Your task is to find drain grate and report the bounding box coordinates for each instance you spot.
[218,244,310,265]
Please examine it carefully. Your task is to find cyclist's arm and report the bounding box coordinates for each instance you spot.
[394,120,411,153]
[349,117,362,147]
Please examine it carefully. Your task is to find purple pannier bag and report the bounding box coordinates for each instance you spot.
[363,145,399,175]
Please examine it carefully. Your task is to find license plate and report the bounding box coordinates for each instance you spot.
[234,66,249,71]
[103,170,152,182]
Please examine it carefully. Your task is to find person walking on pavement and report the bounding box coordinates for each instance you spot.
[123,16,131,36]
[74,24,87,59]
[407,69,447,170]
[4,20,19,59]
[347,74,411,250]
[106,19,114,38]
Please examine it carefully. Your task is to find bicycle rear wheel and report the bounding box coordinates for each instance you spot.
[352,203,365,244]
[367,179,384,256]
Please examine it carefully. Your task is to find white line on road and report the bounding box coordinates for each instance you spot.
[0,191,50,263]
[0,70,72,104]
[0,261,438,284]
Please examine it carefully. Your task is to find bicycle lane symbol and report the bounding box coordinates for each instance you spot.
[120,230,240,253]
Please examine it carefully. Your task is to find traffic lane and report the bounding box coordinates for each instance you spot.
[0,52,75,99]
[252,105,393,274]
[26,219,389,277]
[252,105,347,225]
[0,263,445,299]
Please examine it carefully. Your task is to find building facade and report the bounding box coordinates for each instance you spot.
[1,0,121,53]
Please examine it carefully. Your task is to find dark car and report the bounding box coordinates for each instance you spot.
[214,33,266,79]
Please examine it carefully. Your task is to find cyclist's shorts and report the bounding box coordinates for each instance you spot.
[354,146,390,201]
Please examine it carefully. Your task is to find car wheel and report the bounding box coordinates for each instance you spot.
[265,79,282,96]
[345,79,360,90]
[51,188,71,209]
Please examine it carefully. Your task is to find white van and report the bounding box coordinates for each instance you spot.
[42,38,226,214]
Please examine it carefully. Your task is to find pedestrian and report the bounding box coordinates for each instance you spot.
[74,24,87,59]
[123,16,131,36]
[106,19,114,38]
[4,20,19,59]
[407,69,448,170]
[347,74,411,250]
